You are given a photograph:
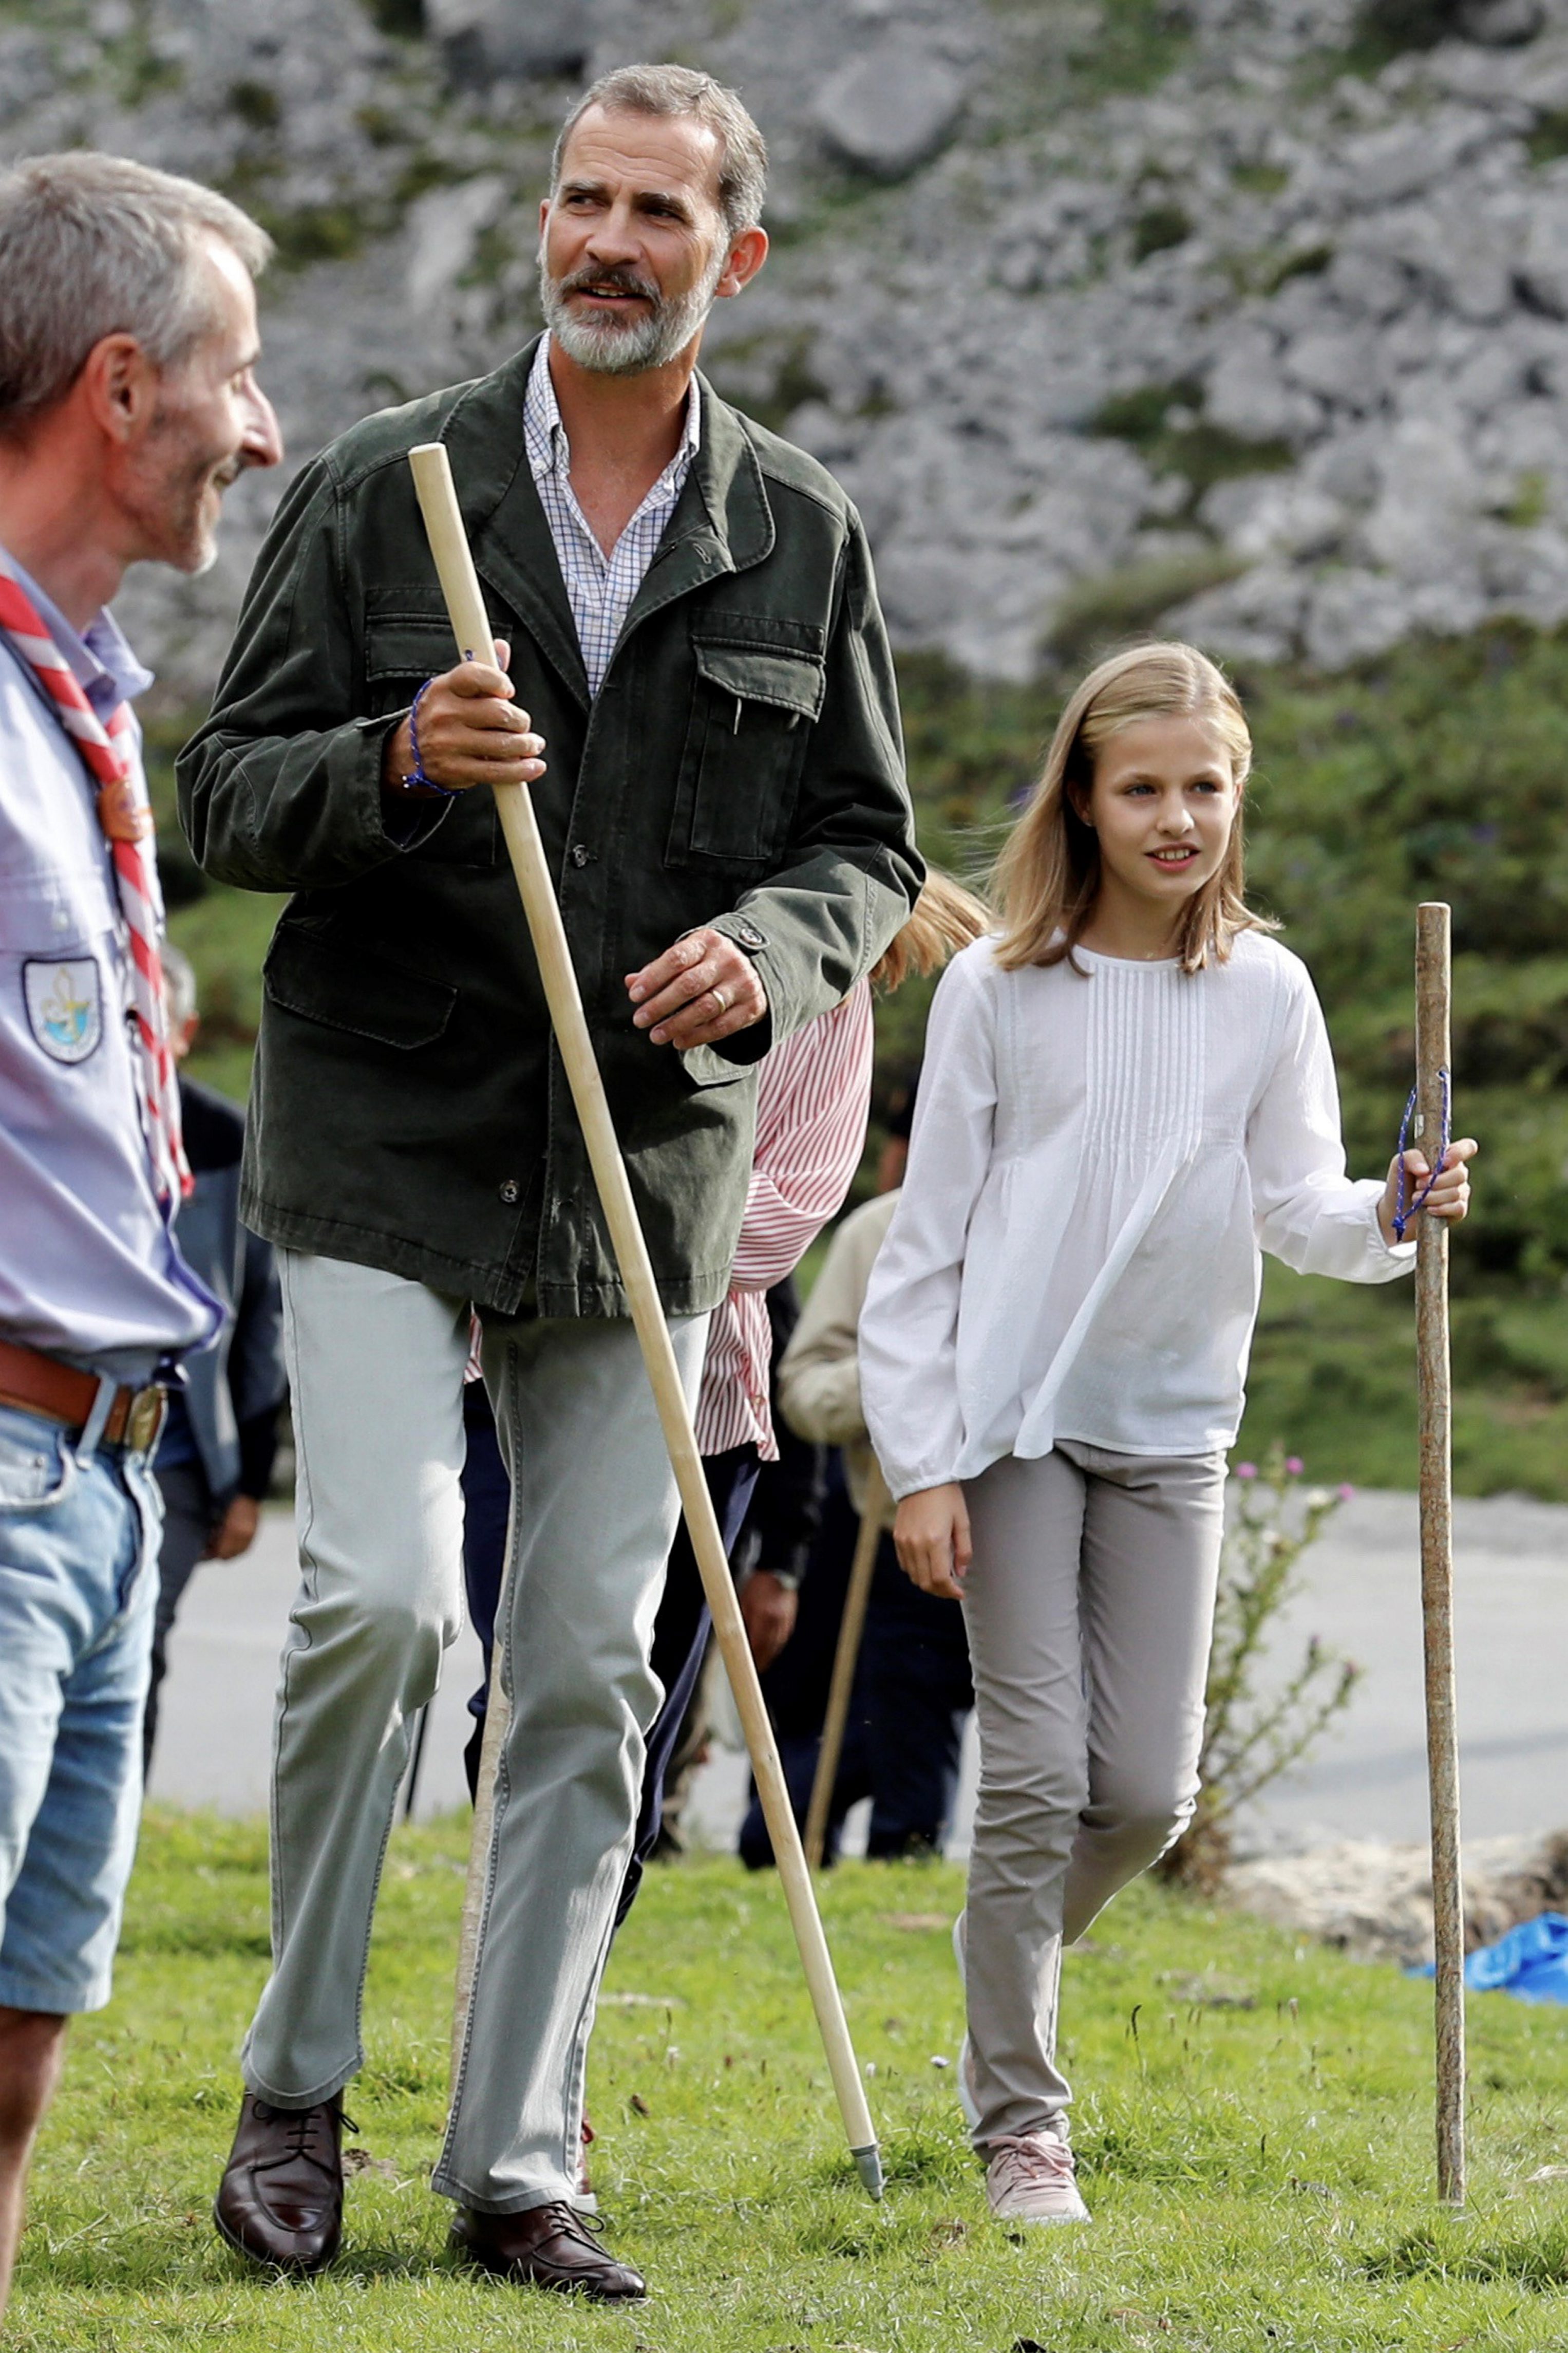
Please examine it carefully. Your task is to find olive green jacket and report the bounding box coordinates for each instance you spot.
[177,341,920,1318]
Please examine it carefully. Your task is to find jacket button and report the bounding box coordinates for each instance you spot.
[499,1178,520,1205]
[570,843,590,867]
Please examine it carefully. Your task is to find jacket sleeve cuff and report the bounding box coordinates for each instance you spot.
[678,911,779,1083]
[360,711,455,853]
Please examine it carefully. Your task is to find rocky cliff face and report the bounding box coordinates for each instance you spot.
[11,0,1568,689]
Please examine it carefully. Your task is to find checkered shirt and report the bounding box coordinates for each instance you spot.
[523,336,701,697]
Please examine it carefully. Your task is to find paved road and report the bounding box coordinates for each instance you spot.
[149,1488,1568,1856]
[146,1507,485,1820]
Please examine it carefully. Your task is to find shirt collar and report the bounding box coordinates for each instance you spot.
[525,335,702,491]
[0,545,154,714]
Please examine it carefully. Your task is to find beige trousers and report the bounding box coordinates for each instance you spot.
[241,1252,708,2212]
[958,1440,1226,2146]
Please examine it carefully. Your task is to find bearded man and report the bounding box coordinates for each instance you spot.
[179,63,920,2302]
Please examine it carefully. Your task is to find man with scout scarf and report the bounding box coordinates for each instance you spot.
[0,151,280,2321]
[179,63,920,2302]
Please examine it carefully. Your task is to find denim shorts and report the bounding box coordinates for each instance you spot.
[0,1401,162,2014]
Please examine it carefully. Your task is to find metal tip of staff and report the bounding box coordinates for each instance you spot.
[853,2142,885,2200]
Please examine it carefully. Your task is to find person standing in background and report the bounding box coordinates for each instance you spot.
[0,152,279,2321]
[747,872,988,1866]
[458,978,874,1867]
[142,945,286,1772]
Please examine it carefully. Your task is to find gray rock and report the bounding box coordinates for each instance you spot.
[815,36,967,179]
[1163,562,1310,667]
[1205,327,1321,442]
[1323,244,1412,325]
[1519,191,1568,319]
[1350,199,1517,327]
[20,0,1568,693]
[1302,568,1412,668]
[406,174,510,313]
[428,0,593,82]
[1359,415,1483,580]
[1281,326,1380,408]
[1462,0,1545,45]
[1225,1829,1568,1970]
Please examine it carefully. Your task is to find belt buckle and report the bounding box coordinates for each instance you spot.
[125,1385,167,1455]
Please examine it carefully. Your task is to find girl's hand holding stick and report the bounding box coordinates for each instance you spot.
[1377,1141,1476,1245]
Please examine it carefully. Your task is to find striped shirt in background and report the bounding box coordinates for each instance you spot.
[694,979,874,1459]
[463,982,874,1446]
[523,335,701,696]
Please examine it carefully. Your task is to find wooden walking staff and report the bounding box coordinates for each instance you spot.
[1414,901,1465,2206]
[408,442,884,2200]
[804,1460,890,1872]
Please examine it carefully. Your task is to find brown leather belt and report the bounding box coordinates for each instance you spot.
[0,1337,167,1454]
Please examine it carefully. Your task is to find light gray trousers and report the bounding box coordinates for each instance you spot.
[958,1440,1226,2148]
[241,1251,707,2213]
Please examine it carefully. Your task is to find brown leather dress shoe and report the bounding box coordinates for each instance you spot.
[213,2091,348,2273]
[449,2200,646,2300]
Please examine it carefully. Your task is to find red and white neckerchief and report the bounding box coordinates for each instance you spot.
[0,548,191,1203]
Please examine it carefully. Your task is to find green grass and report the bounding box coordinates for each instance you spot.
[14,1812,1568,2348]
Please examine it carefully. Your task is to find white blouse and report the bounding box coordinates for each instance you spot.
[860,931,1412,1498]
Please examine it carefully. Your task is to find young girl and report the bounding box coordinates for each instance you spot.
[859,643,1474,2226]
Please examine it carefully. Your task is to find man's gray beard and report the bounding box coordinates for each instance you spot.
[539,247,725,377]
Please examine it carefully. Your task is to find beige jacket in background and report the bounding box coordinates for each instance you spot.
[777,1188,899,1521]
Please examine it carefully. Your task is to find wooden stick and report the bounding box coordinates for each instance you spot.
[1415,900,1465,2208]
[805,1459,890,1872]
[409,442,883,2199]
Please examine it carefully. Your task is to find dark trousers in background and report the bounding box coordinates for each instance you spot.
[143,1461,214,1773]
[740,1458,974,1868]
[459,1384,757,1920]
[616,1444,757,1923]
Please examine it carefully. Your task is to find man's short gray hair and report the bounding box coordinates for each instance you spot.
[551,64,767,244]
[0,151,273,438]
[160,940,198,1032]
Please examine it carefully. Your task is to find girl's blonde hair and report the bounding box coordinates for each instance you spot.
[992,641,1271,976]
[872,865,990,991]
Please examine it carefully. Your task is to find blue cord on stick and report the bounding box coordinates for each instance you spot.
[1392,1067,1451,1242]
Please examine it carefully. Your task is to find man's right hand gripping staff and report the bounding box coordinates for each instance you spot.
[380,645,547,802]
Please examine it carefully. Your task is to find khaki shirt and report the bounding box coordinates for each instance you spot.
[777,1188,899,1520]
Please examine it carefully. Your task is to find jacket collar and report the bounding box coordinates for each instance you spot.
[439,335,776,712]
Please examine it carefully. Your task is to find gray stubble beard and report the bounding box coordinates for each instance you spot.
[538,238,727,376]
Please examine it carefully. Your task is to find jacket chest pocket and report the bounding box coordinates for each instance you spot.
[666,639,825,870]
[363,612,499,866]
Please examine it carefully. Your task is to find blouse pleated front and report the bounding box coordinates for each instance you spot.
[860,931,1412,1500]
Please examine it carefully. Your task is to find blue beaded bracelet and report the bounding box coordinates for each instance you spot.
[399,678,458,798]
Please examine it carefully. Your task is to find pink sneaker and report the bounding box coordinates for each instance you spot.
[985,2132,1090,2225]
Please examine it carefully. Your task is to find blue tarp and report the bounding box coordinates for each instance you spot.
[1416,1912,1568,2005]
